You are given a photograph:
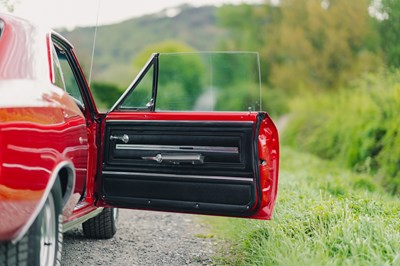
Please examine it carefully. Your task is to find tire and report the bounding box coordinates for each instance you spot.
[0,179,63,266]
[82,208,118,239]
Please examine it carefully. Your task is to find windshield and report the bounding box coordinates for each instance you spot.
[114,52,262,112]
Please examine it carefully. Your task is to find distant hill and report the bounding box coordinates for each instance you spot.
[59,5,225,88]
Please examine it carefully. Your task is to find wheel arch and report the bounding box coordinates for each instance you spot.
[57,164,76,208]
[12,161,75,244]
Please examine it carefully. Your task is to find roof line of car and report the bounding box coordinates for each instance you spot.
[51,31,73,49]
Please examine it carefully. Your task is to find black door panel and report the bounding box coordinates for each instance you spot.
[104,121,255,175]
[101,120,259,216]
[102,176,252,207]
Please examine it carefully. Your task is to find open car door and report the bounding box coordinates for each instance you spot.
[97,53,279,220]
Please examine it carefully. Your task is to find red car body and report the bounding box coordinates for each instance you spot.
[0,14,97,242]
[0,12,279,264]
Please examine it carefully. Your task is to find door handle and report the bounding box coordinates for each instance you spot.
[110,134,129,143]
[142,153,204,165]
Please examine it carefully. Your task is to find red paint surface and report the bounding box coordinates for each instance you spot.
[105,111,260,122]
[253,114,280,219]
[0,87,89,240]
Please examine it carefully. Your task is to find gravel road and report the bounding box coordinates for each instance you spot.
[61,209,218,266]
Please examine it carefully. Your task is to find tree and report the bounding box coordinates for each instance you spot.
[218,3,280,83]
[91,82,122,110]
[218,0,382,92]
[378,0,400,68]
[268,0,382,91]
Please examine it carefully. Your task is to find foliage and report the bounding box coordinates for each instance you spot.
[204,52,259,87]
[217,4,278,85]
[213,82,289,116]
[218,4,270,52]
[262,87,290,117]
[204,52,265,112]
[156,82,191,110]
[133,40,205,110]
[207,147,400,266]
[282,71,400,194]
[218,1,382,92]
[214,81,261,111]
[119,67,154,110]
[90,81,123,110]
[159,52,204,108]
[378,0,400,68]
[133,40,197,66]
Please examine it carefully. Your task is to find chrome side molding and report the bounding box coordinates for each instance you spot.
[115,144,238,154]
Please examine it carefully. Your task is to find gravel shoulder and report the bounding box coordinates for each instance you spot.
[62,209,217,266]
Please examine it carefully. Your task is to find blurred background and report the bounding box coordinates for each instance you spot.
[1,0,399,194]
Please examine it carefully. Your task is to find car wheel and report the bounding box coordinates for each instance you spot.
[82,208,118,239]
[0,179,63,266]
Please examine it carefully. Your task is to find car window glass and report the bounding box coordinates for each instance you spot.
[55,46,85,108]
[119,66,153,110]
[157,52,261,112]
[115,52,261,112]
[51,45,65,90]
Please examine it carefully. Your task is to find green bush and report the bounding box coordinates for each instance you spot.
[282,71,400,194]
[91,81,123,110]
[262,87,290,118]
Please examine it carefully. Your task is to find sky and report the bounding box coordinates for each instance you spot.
[5,0,263,30]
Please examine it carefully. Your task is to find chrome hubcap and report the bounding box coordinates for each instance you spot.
[39,194,56,266]
[112,208,119,224]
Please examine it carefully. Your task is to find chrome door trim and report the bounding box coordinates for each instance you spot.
[115,144,239,154]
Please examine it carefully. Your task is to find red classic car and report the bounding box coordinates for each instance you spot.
[0,13,279,266]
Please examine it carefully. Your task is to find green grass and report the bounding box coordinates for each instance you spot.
[282,71,400,194]
[207,147,400,266]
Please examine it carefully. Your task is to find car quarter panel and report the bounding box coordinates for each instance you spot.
[0,80,87,241]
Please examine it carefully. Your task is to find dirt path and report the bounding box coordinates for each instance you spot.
[62,209,216,266]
